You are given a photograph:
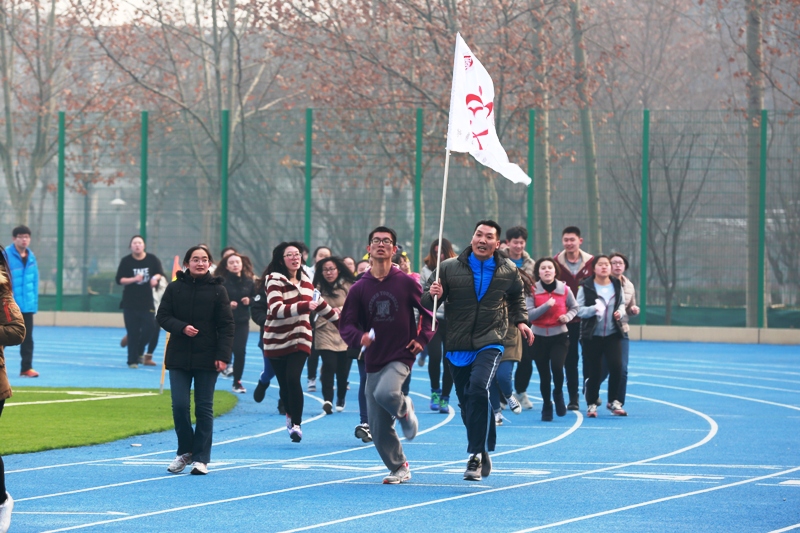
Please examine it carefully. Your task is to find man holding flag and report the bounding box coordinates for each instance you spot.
[421,34,535,481]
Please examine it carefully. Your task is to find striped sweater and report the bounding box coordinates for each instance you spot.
[263,272,337,357]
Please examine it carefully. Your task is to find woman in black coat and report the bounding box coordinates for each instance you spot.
[157,245,235,476]
[216,253,255,393]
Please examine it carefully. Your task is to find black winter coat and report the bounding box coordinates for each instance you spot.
[157,271,235,371]
[421,246,528,351]
[578,276,624,341]
[250,284,268,350]
[222,274,255,324]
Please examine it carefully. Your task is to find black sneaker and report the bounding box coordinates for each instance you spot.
[464,454,482,481]
[253,381,268,403]
[567,395,580,411]
[481,452,492,478]
[336,398,346,412]
[542,402,554,422]
[354,423,372,443]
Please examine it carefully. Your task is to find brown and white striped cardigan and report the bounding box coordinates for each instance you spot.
[262,272,337,358]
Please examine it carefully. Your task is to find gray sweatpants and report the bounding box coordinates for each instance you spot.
[365,361,412,471]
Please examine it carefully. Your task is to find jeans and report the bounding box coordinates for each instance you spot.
[533,333,569,404]
[169,368,219,464]
[600,337,629,405]
[489,360,514,413]
[582,335,622,406]
[270,351,308,427]
[259,352,276,385]
[365,361,411,471]
[20,312,34,372]
[450,348,501,455]
[231,322,249,383]
[319,349,353,403]
[123,308,155,365]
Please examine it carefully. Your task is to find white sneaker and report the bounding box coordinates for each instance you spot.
[167,453,193,473]
[307,378,317,392]
[514,392,534,410]
[494,411,504,426]
[383,462,411,484]
[190,462,208,475]
[610,400,627,416]
[0,492,13,533]
[506,394,522,414]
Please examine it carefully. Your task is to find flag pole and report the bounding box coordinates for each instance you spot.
[432,149,452,332]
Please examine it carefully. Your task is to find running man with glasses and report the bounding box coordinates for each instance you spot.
[339,226,434,484]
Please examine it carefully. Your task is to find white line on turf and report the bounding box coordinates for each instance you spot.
[36,410,580,532]
[5,393,157,406]
[512,466,800,532]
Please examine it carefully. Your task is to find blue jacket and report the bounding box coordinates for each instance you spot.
[6,244,39,313]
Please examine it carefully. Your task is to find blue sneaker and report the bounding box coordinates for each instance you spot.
[439,396,450,414]
[430,390,441,411]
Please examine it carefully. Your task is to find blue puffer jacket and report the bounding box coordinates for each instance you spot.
[5,245,39,313]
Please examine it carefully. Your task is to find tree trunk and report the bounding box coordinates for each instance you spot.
[532,27,552,258]
[569,0,602,252]
[745,0,765,328]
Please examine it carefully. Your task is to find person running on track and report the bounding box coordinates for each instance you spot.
[423,220,533,482]
[528,257,579,421]
[339,226,434,484]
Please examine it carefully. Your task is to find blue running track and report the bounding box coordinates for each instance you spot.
[2,327,799,532]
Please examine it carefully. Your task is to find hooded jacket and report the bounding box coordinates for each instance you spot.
[421,247,527,352]
[0,265,26,400]
[157,270,235,371]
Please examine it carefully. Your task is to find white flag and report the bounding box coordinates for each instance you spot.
[446,33,531,186]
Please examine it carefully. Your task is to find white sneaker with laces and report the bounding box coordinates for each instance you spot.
[167,453,193,473]
[0,492,13,533]
[307,378,317,392]
[397,396,418,440]
[494,411,504,426]
[190,462,208,475]
[610,400,627,416]
[506,394,522,414]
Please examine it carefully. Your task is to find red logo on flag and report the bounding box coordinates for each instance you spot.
[464,55,473,69]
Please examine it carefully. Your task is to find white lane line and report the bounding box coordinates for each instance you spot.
[273,393,714,533]
[513,466,800,532]
[770,523,800,532]
[5,393,158,407]
[631,364,800,385]
[632,373,800,394]
[17,393,457,503]
[631,382,800,411]
[637,356,800,375]
[37,412,582,532]
[15,512,129,516]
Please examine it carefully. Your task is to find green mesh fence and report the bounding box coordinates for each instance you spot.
[0,109,797,327]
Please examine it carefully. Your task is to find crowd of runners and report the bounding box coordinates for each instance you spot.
[0,219,640,531]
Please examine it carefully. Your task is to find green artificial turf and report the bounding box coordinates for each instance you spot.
[0,387,238,455]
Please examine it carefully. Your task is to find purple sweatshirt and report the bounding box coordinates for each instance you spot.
[339,265,434,373]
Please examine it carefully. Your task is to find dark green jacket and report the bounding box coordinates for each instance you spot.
[422,247,528,351]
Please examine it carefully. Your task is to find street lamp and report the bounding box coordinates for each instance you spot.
[111,196,127,260]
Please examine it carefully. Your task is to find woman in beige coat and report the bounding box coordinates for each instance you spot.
[0,244,27,533]
[312,257,357,414]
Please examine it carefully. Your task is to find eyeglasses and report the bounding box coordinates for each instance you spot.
[322,267,338,273]
[371,238,394,246]
[283,252,302,258]
[190,258,210,264]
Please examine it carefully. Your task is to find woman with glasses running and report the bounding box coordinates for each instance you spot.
[263,242,338,442]
[157,246,235,475]
[312,256,358,415]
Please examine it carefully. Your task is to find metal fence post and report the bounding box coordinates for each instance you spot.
[140,111,148,241]
[305,108,313,248]
[527,109,535,257]
[757,109,768,328]
[414,108,423,272]
[220,109,230,250]
[56,111,65,311]
[639,109,650,324]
